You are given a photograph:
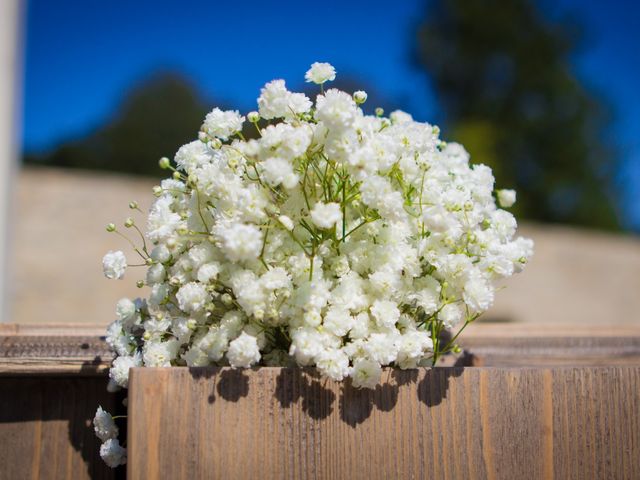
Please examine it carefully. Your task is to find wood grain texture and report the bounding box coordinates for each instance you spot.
[461,335,640,366]
[128,366,640,480]
[0,376,120,480]
[0,324,113,374]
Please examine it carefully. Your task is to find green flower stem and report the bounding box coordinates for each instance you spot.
[113,230,148,262]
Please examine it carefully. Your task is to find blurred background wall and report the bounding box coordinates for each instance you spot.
[5,0,640,325]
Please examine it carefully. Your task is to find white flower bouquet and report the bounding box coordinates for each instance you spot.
[95,62,532,466]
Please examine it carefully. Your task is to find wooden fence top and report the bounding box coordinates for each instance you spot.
[1,322,640,374]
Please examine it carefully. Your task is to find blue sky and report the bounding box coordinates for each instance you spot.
[21,0,640,229]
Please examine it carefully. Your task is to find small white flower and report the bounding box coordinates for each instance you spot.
[463,275,495,313]
[215,222,263,262]
[390,110,413,124]
[351,359,382,389]
[197,262,220,283]
[93,406,118,442]
[261,157,297,188]
[315,89,357,129]
[202,108,245,140]
[146,263,166,285]
[174,140,212,172]
[438,303,464,328]
[316,348,350,381]
[227,332,261,368]
[109,352,142,388]
[310,202,342,229]
[305,62,336,84]
[102,251,127,279]
[370,300,400,329]
[115,298,136,322]
[497,189,516,208]
[176,282,209,313]
[100,438,127,468]
[258,79,311,120]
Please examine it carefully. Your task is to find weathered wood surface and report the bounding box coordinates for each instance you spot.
[0,376,120,480]
[128,366,640,480]
[1,323,639,480]
[0,324,113,374]
[2,323,640,374]
[0,325,119,480]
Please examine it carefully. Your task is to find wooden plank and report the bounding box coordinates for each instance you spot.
[1,322,640,374]
[464,322,640,338]
[0,375,120,480]
[127,367,640,480]
[460,335,640,366]
[0,324,113,375]
[0,323,109,336]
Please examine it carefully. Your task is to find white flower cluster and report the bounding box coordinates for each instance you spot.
[97,62,533,465]
[93,406,126,467]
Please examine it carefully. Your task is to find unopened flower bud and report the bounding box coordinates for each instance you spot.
[172,171,182,181]
[187,319,197,330]
[136,280,145,288]
[106,223,116,232]
[221,293,233,305]
[169,276,181,286]
[128,201,138,210]
[497,189,516,208]
[145,257,154,266]
[375,107,384,117]
[124,217,134,228]
[353,90,368,104]
[247,111,260,123]
[158,157,171,169]
[278,215,294,231]
[152,186,163,197]
[143,331,151,341]
[209,138,222,149]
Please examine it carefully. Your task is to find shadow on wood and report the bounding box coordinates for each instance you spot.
[128,366,640,479]
[0,372,123,480]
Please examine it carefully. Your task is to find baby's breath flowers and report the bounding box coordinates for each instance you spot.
[102,251,127,279]
[305,61,337,84]
[95,62,533,467]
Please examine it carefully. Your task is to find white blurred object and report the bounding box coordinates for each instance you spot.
[0,0,22,323]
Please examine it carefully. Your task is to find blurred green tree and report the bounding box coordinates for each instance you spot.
[415,0,620,229]
[25,73,210,177]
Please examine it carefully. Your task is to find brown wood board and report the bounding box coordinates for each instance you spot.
[0,376,120,480]
[127,366,640,480]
